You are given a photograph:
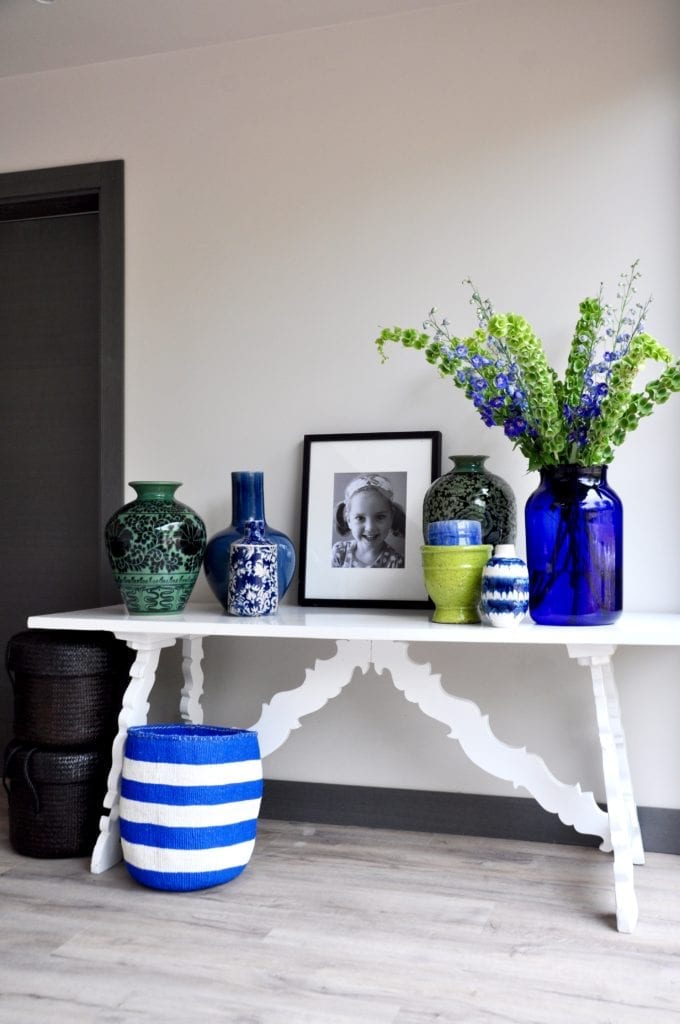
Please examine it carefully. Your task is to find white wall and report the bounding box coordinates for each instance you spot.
[3,0,679,807]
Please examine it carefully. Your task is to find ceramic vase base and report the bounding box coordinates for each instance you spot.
[115,574,198,614]
[431,605,481,624]
[485,610,527,628]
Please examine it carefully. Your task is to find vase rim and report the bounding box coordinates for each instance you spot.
[540,464,606,474]
[448,454,488,462]
[129,480,182,486]
[129,481,182,497]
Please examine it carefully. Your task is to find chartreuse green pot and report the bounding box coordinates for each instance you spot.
[421,544,492,624]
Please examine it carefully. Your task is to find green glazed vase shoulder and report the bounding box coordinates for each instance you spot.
[423,455,516,546]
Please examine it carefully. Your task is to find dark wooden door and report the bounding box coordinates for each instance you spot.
[0,162,124,751]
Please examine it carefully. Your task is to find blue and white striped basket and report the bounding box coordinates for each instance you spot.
[119,724,263,891]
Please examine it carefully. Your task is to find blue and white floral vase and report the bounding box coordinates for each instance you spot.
[227,520,279,617]
[204,472,296,610]
[479,544,530,628]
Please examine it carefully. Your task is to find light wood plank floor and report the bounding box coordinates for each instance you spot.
[0,804,679,1024]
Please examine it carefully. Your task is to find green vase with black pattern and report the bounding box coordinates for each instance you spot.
[105,482,207,614]
[422,455,516,547]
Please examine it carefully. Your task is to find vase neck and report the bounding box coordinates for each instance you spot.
[130,481,181,501]
[242,519,266,544]
[494,544,517,559]
[449,455,488,473]
[231,472,265,526]
[540,464,607,485]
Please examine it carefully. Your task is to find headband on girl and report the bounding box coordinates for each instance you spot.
[344,474,394,504]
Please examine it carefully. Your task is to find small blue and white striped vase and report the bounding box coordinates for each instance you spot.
[479,544,530,628]
[119,724,263,891]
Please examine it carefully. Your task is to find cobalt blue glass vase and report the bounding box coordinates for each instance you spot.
[204,472,296,611]
[525,465,622,626]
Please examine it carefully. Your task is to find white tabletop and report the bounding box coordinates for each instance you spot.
[27,603,680,647]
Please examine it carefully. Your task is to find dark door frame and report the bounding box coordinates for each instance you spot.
[0,160,124,603]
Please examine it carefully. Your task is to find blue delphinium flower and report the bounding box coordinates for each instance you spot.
[504,417,527,438]
[375,260,679,470]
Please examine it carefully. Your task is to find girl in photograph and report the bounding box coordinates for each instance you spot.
[332,474,405,568]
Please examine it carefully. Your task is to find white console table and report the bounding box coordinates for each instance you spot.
[27,604,680,933]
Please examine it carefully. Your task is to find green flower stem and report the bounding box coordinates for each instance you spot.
[580,333,675,464]
[562,297,603,418]
[375,267,676,470]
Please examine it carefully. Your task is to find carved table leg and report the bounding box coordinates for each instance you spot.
[249,640,371,757]
[372,640,611,849]
[179,635,205,724]
[568,644,641,934]
[91,634,177,874]
[601,656,644,865]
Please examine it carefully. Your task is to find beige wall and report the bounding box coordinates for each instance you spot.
[3,0,679,806]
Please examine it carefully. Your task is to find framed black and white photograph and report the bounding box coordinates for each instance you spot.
[298,431,442,607]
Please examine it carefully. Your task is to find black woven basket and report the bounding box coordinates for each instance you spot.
[5,630,132,748]
[3,740,109,858]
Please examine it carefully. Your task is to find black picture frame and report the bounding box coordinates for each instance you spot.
[298,431,442,607]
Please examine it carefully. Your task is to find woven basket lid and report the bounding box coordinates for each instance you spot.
[3,740,108,784]
[6,629,129,677]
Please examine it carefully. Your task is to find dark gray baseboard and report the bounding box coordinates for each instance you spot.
[260,780,680,855]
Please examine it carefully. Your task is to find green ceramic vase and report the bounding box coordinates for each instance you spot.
[422,455,516,546]
[422,544,492,623]
[105,482,207,614]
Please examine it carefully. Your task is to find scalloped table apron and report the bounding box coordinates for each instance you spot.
[27,603,680,934]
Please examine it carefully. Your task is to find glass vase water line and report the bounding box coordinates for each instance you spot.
[525,464,622,626]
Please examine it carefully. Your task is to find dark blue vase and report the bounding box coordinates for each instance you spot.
[204,472,296,610]
[525,464,622,626]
